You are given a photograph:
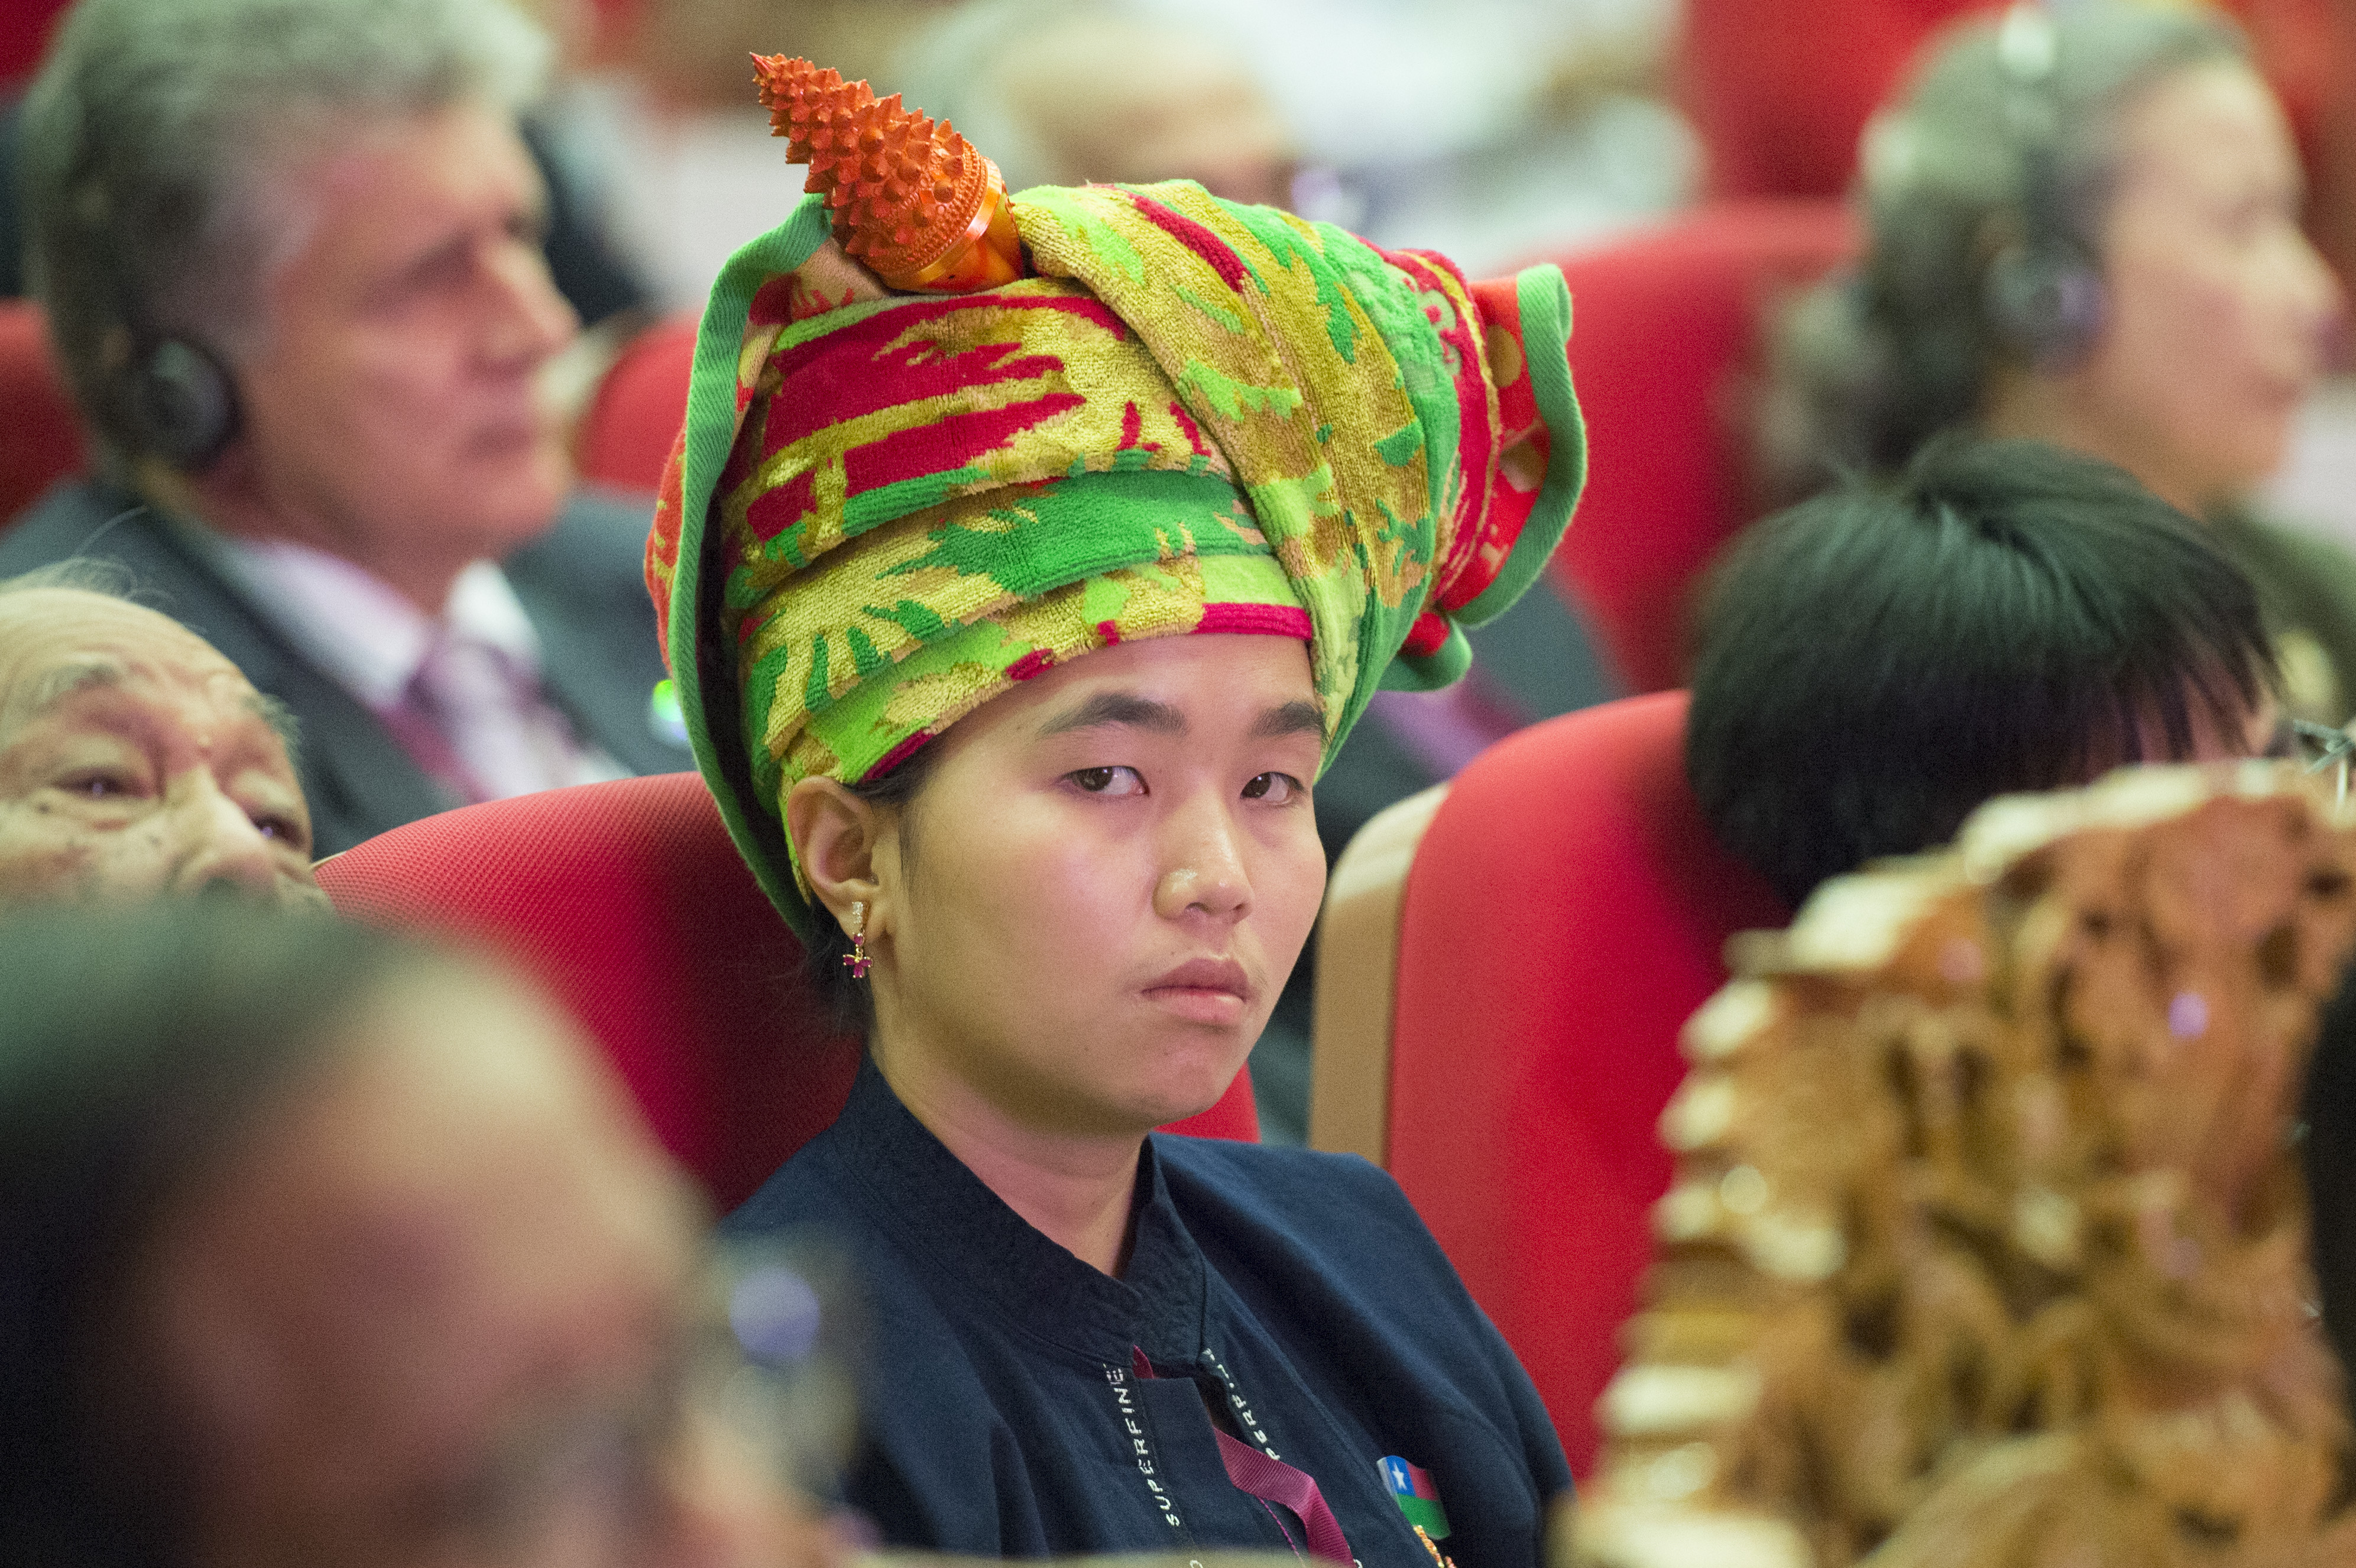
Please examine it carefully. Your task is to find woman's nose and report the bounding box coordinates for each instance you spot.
[2289,227,2346,341]
[1152,795,1252,922]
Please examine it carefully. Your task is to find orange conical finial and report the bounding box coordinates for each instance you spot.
[753,54,1025,294]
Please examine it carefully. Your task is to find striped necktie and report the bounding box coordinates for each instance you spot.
[392,626,574,804]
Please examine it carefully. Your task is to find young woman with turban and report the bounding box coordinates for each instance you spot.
[644,119,1586,1566]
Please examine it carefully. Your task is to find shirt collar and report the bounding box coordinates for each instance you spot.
[825,1057,1210,1362]
[218,539,545,711]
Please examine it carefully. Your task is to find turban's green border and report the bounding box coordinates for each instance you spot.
[1369,264,1584,695]
[667,199,835,941]
[1468,266,1585,627]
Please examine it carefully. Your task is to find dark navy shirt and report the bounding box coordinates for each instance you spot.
[725,1061,1570,1565]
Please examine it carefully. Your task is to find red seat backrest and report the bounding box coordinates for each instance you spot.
[1681,0,1988,199]
[316,773,1258,1212]
[575,313,699,494]
[1385,692,1787,1476]
[0,300,88,523]
[0,0,72,89]
[1544,203,1858,694]
[1680,0,2336,203]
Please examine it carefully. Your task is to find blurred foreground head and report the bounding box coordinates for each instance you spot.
[0,904,824,1568]
[1582,767,2356,1564]
[1689,436,2277,908]
[0,571,317,905]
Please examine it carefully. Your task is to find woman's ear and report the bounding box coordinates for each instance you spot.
[788,776,887,931]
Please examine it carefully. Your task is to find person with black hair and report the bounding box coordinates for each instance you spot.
[0,903,834,1568]
[1687,436,2280,909]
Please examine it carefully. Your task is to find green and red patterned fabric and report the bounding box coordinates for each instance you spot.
[646,179,1584,936]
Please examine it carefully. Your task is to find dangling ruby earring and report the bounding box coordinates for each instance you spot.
[844,901,870,979]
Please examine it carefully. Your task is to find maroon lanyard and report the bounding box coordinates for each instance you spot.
[1130,1348,1353,1564]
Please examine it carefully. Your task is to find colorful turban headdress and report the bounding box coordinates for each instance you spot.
[647,60,1587,938]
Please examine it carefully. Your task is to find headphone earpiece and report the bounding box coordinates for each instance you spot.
[1983,1,2106,373]
[126,336,239,471]
[55,82,242,473]
[1984,239,2105,370]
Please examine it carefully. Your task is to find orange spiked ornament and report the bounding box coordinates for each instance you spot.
[753,54,1026,293]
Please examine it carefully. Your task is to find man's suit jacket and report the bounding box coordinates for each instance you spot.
[0,480,694,855]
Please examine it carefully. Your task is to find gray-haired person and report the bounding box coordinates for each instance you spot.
[0,563,321,906]
[1759,0,2353,721]
[0,0,692,854]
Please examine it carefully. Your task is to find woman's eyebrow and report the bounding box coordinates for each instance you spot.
[1250,700,1324,740]
[1036,692,1188,737]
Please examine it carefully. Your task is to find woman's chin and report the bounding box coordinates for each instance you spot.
[1125,1045,1254,1130]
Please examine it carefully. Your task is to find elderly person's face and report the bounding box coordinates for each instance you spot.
[146,966,829,1568]
[226,103,578,600]
[0,589,316,903]
[2049,61,2343,513]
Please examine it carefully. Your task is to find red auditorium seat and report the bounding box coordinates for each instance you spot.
[1310,691,1788,1476]
[1682,0,1988,200]
[1682,0,2339,203]
[1542,202,1858,695]
[0,0,71,89]
[316,772,1258,1213]
[0,300,88,524]
[575,313,699,494]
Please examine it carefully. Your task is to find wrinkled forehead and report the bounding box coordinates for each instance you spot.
[0,592,258,736]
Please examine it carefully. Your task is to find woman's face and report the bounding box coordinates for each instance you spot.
[864,633,1328,1139]
[2049,60,2342,512]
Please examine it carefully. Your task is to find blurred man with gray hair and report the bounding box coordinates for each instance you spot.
[0,0,691,855]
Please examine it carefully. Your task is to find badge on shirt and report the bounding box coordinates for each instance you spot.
[1379,1456,1451,1540]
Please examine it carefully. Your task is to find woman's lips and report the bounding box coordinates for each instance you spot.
[1143,957,1252,1024]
